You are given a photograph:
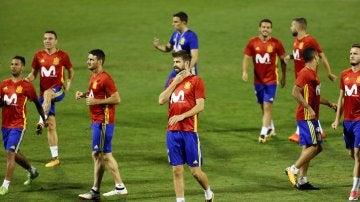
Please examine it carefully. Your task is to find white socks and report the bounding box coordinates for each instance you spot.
[50,146,58,158]
[352,177,360,191]
[176,198,185,202]
[2,180,10,189]
[290,165,299,174]
[260,127,268,136]
[204,186,213,200]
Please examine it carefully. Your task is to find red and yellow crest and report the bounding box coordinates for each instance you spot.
[267,45,273,53]
[356,76,360,83]
[53,57,59,65]
[299,42,304,49]
[184,81,191,89]
[16,85,23,93]
[92,81,98,89]
[40,59,45,63]
[179,37,185,45]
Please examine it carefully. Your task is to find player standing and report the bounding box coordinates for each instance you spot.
[332,44,360,201]
[0,56,46,195]
[76,49,127,200]
[284,18,336,143]
[153,11,199,87]
[242,19,286,143]
[26,30,75,167]
[285,47,336,190]
[159,50,214,202]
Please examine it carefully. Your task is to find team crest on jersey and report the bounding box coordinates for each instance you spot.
[255,47,260,51]
[356,76,360,83]
[345,77,349,81]
[299,42,304,49]
[179,37,185,45]
[267,45,273,53]
[16,85,23,93]
[3,86,8,92]
[92,81,98,89]
[184,81,191,89]
[53,57,59,65]
[40,59,45,63]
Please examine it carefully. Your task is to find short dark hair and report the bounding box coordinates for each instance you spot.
[303,47,317,63]
[172,50,191,62]
[259,19,272,27]
[293,17,307,30]
[13,55,25,66]
[173,12,188,23]
[45,30,57,39]
[89,49,105,65]
[352,43,360,49]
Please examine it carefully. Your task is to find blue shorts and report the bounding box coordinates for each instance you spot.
[166,131,202,167]
[91,123,114,153]
[39,86,65,116]
[343,121,360,149]
[1,128,24,152]
[297,120,322,146]
[254,84,277,104]
[165,65,198,88]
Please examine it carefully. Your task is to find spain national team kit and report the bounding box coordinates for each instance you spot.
[0,79,38,152]
[32,50,72,115]
[166,75,205,166]
[244,36,285,103]
[88,71,118,153]
[340,68,360,148]
[295,67,322,146]
[292,35,322,78]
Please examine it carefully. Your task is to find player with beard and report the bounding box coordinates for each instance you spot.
[332,44,360,201]
[242,19,286,143]
[284,18,337,143]
[0,56,46,195]
[159,50,214,202]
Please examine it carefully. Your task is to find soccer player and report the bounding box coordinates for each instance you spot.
[331,44,360,201]
[0,56,47,195]
[153,11,199,87]
[159,50,214,202]
[285,18,337,143]
[25,30,75,167]
[76,49,127,200]
[242,19,286,143]
[285,47,336,190]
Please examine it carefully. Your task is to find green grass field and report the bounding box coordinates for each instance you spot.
[0,0,359,201]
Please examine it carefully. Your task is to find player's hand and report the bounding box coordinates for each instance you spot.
[153,37,160,48]
[242,72,248,82]
[284,55,291,64]
[75,91,84,100]
[86,97,97,105]
[331,120,339,130]
[173,70,187,84]
[328,102,337,112]
[328,73,337,81]
[306,107,316,120]
[168,114,186,126]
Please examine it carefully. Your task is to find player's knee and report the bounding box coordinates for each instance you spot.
[44,89,55,100]
[173,166,183,177]
[190,167,202,179]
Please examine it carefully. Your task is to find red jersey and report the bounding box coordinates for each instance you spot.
[292,35,322,78]
[0,79,38,128]
[88,72,117,124]
[340,68,360,121]
[168,75,205,132]
[32,49,72,95]
[244,36,285,85]
[295,67,321,120]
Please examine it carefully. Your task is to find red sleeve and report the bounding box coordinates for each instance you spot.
[24,82,38,102]
[194,77,205,99]
[62,52,73,69]
[244,39,253,56]
[340,71,345,90]
[310,38,323,54]
[103,75,118,96]
[276,40,286,56]
[31,53,39,70]
[295,70,306,88]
